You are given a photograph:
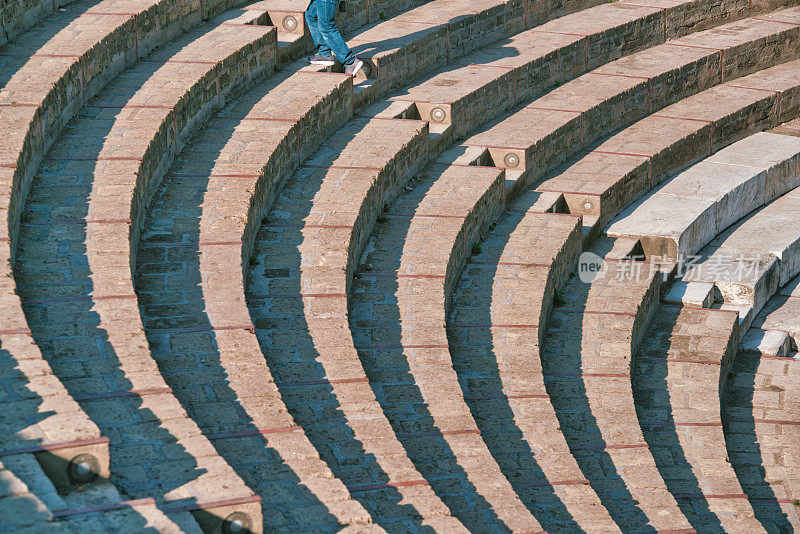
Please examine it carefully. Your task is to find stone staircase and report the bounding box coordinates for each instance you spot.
[2,0,800,531]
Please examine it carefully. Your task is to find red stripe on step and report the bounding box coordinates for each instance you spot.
[679,304,740,315]
[675,493,748,500]
[262,223,353,230]
[663,42,723,51]
[275,377,369,387]
[162,495,262,514]
[531,29,588,37]
[518,479,590,488]
[47,156,142,161]
[31,53,80,58]
[75,388,172,401]
[22,218,131,225]
[396,274,446,279]
[1,437,110,457]
[171,173,260,179]
[750,16,799,25]
[52,498,156,518]
[592,149,651,158]
[147,325,254,335]
[726,85,780,94]
[87,104,174,109]
[396,429,481,439]
[198,241,242,246]
[651,114,713,124]
[355,344,449,350]
[468,260,553,267]
[640,356,722,366]
[206,426,301,440]
[0,328,31,335]
[348,480,429,492]
[303,164,383,171]
[85,11,137,16]
[569,443,648,451]
[760,354,799,361]
[26,294,136,304]
[465,393,549,401]
[544,371,630,378]
[591,71,649,80]
[526,105,583,114]
[450,323,538,329]
[749,418,800,426]
[139,58,218,65]
[558,308,637,317]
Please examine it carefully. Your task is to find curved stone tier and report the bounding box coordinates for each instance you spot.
[607,132,800,262]
[13,9,276,530]
[635,304,765,531]
[728,279,800,531]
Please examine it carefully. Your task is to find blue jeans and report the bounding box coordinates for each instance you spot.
[305,0,355,65]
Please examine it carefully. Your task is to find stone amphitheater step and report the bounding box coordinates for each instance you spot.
[538,56,800,240]
[607,132,800,263]
[0,0,269,504]
[13,9,278,531]
[159,0,708,528]
[3,451,200,532]
[774,115,800,136]
[530,249,702,532]
[753,274,800,347]
[726,284,800,531]
[448,207,626,531]
[245,117,470,532]
[36,0,571,529]
[234,2,800,532]
[443,5,800,201]
[680,178,800,329]
[134,68,387,533]
[1,457,65,533]
[127,1,506,532]
[634,304,767,531]
[347,163,547,531]
[385,0,800,145]
[0,0,78,46]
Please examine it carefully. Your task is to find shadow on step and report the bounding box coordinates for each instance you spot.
[13,81,203,515]
[633,312,726,532]
[245,120,435,532]
[0,0,99,89]
[540,279,654,532]
[446,210,583,531]
[348,173,512,532]
[722,353,792,533]
[136,112,343,531]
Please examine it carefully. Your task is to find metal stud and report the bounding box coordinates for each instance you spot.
[504,152,520,168]
[282,15,298,31]
[67,454,99,485]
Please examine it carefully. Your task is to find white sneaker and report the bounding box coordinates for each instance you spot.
[345,58,365,77]
[308,54,335,66]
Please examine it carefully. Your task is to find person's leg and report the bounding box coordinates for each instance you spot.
[316,0,355,65]
[305,0,332,57]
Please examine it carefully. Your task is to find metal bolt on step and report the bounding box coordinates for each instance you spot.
[282,15,298,31]
[504,153,520,168]
[67,453,100,485]
[584,200,593,211]
[430,107,446,123]
[223,512,252,534]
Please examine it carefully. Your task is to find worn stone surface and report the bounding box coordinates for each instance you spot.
[725,286,800,531]
[12,9,275,530]
[635,304,766,532]
[607,160,766,260]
